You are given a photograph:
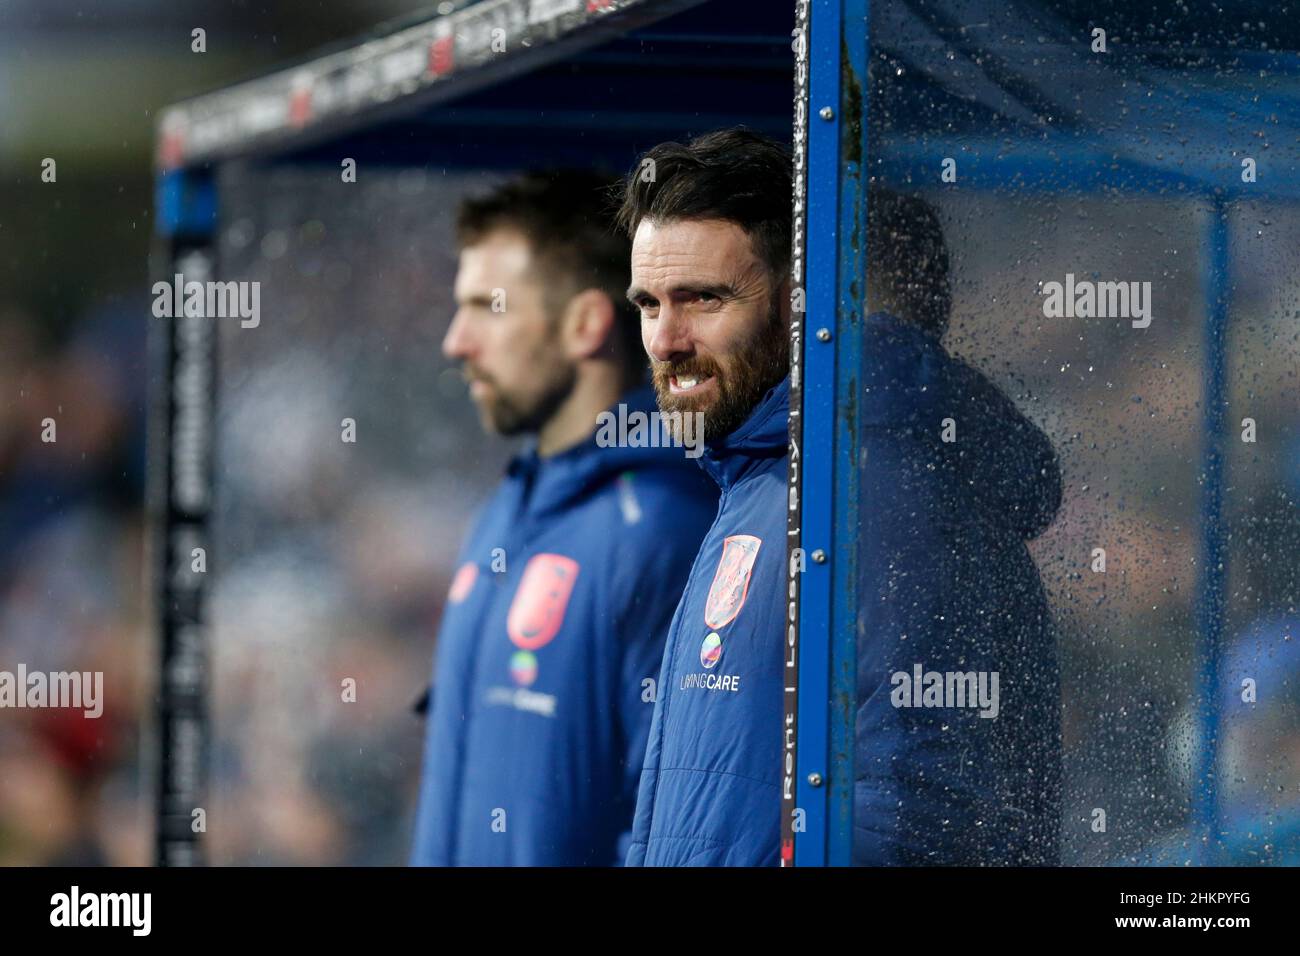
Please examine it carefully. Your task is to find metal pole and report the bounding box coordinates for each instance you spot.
[792,0,844,868]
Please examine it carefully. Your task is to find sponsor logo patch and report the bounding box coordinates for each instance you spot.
[507,553,579,650]
[485,685,557,718]
[509,650,538,687]
[704,534,761,630]
[700,632,722,668]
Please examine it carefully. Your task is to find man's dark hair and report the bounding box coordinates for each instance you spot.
[867,187,951,338]
[616,127,793,284]
[456,169,642,378]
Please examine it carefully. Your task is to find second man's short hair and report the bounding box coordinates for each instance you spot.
[457,169,642,374]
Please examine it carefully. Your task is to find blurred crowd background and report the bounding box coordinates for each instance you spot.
[2,1,1299,866]
[0,0,471,865]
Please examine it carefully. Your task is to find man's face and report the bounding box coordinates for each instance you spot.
[629,217,789,443]
[443,228,575,436]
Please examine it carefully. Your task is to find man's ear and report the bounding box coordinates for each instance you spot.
[559,288,618,361]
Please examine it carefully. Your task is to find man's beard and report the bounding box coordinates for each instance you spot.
[651,297,789,445]
[467,363,575,438]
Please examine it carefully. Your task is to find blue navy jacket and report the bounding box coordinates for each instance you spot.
[854,312,1062,865]
[410,385,718,866]
[626,376,791,866]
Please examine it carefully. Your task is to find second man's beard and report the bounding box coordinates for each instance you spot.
[651,300,789,445]
[472,364,576,439]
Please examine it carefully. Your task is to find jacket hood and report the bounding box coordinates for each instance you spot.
[699,375,790,489]
[509,384,693,518]
[861,312,1061,540]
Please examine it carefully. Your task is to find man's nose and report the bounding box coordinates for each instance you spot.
[646,304,692,363]
[442,310,474,362]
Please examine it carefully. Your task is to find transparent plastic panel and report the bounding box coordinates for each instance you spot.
[210,167,512,864]
[1211,201,1300,866]
[858,0,1300,866]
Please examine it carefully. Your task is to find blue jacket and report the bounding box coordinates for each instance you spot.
[626,376,791,866]
[410,385,718,866]
[854,312,1062,864]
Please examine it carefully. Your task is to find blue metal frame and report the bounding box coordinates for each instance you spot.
[794,0,841,867]
[874,137,1300,201]
[156,169,217,239]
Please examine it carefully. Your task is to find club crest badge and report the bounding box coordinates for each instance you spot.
[507,553,580,650]
[704,534,761,630]
[447,562,478,604]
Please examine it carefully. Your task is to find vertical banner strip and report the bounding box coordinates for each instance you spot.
[783,0,812,868]
[151,169,218,866]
